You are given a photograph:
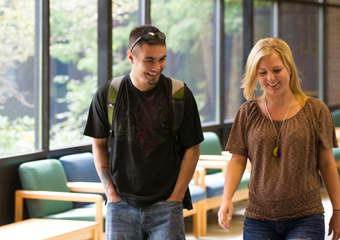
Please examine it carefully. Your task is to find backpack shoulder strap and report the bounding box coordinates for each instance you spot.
[171,78,185,99]
[107,76,125,134]
[169,78,185,139]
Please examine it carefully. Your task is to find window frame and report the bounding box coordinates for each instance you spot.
[0,0,339,160]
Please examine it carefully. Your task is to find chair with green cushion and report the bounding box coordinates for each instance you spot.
[59,152,106,208]
[200,132,224,155]
[332,110,340,128]
[198,132,250,235]
[199,132,224,175]
[17,159,105,239]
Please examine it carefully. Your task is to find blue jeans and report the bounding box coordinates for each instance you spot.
[106,200,185,240]
[243,214,325,240]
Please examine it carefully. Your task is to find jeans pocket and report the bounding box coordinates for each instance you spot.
[107,199,123,205]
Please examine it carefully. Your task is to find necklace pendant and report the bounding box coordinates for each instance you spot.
[273,146,281,158]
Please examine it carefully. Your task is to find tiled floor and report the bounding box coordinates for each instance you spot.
[185,187,334,239]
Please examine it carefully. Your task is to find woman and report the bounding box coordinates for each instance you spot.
[218,37,340,240]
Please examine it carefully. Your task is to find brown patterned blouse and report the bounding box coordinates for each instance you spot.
[226,97,339,221]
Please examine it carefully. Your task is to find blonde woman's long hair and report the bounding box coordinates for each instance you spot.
[241,37,306,106]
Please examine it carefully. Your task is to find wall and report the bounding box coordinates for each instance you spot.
[0,158,26,225]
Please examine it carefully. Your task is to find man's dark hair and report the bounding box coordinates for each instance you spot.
[128,25,166,51]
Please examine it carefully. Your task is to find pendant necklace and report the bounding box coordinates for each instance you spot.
[264,96,294,158]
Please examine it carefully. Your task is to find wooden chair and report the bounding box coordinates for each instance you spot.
[16,159,104,240]
[61,152,208,238]
[183,166,207,238]
[59,152,106,208]
[197,132,250,236]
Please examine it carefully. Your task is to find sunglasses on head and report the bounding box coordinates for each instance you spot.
[130,32,166,52]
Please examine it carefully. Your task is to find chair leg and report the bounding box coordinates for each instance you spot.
[192,204,200,238]
[200,200,207,236]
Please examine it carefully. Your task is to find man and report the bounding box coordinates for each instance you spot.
[84,25,203,239]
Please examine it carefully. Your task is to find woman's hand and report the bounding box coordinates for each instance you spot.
[217,201,233,230]
[329,211,340,240]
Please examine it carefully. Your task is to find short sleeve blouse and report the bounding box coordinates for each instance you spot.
[226,97,338,220]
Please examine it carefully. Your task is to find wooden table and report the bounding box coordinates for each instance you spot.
[0,219,98,240]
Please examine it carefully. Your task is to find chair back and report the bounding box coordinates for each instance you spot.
[332,110,340,128]
[59,152,100,182]
[59,152,105,208]
[200,132,223,155]
[18,159,72,218]
[200,132,224,175]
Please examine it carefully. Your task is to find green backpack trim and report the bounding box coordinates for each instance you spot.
[106,76,185,139]
[107,76,124,132]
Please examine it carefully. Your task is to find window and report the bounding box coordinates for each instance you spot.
[0,0,338,158]
[0,0,38,156]
[253,1,274,99]
[112,0,138,76]
[151,0,217,124]
[253,1,321,99]
[224,0,243,120]
[254,1,272,42]
[49,0,98,149]
[327,0,340,4]
[280,2,320,98]
[326,6,340,107]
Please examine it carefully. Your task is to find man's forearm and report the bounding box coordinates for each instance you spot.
[92,138,120,201]
[169,144,200,201]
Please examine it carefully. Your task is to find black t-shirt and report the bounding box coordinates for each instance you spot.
[84,74,203,210]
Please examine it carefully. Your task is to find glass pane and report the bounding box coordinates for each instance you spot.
[151,0,216,124]
[49,0,97,149]
[0,0,38,156]
[254,1,272,42]
[253,1,273,99]
[112,0,138,76]
[224,0,243,120]
[326,7,340,107]
[280,3,320,98]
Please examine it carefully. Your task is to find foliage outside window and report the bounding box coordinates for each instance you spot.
[0,0,37,155]
[49,0,98,149]
[112,0,138,76]
[224,0,243,120]
[151,0,216,123]
[1,0,335,156]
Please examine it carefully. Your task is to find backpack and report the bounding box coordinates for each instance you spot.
[106,75,186,142]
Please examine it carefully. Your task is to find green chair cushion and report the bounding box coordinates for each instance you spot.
[200,132,223,155]
[44,208,97,221]
[18,159,72,218]
[44,206,107,230]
